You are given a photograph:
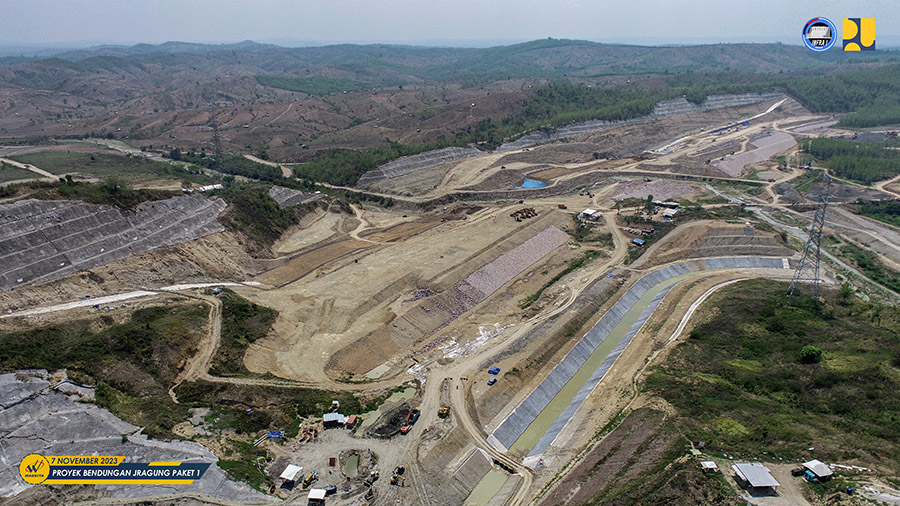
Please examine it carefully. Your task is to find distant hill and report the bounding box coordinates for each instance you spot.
[48,40,277,60]
[1,38,896,99]
[0,38,897,166]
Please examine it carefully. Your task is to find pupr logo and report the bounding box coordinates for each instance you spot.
[843,18,875,51]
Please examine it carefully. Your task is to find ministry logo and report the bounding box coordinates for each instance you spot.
[843,18,875,51]
[803,17,836,51]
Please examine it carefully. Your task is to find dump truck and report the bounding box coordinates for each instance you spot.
[302,470,319,488]
[438,405,450,418]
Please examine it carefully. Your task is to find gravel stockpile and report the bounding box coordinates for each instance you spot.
[268,185,323,208]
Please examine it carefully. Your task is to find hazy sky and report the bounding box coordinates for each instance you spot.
[0,0,897,48]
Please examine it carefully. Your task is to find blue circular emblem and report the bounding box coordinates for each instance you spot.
[803,17,836,52]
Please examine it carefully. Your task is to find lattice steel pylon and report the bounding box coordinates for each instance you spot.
[787,173,833,297]
[209,121,225,178]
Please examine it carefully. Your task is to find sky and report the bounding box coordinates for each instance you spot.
[0,0,897,49]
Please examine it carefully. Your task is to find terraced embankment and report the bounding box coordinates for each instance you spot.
[356,146,483,186]
[328,225,569,374]
[267,185,323,207]
[497,93,783,151]
[0,195,226,292]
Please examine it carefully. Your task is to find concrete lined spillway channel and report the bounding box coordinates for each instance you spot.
[487,256,789,461]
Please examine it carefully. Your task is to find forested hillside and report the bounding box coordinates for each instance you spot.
[802,137,900,184]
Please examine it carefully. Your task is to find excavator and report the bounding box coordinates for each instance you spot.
[399,409,421,434]
[437,405,450,418]
[390,466,406,486]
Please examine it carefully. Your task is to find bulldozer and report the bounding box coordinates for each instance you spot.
[438,405,450,418]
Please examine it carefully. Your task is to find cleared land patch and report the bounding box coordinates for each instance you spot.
[11,151,210,186]
[0,162,40,183]
[329,224,570,375]
[714,131,796,177]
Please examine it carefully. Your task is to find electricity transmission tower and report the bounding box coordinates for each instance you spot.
[202,121,229,179]
[787,173,833,297]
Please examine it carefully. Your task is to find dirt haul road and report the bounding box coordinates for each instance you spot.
[402,212,630,505]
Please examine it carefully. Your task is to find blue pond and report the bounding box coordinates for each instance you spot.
[515,178,547,189]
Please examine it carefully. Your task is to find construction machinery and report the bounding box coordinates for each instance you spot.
[399,409,421,434]
[509,208,537,221]
[438,405,450,418]
[302,470,319,488]
[364,469,379,486]
[390,465,407,486]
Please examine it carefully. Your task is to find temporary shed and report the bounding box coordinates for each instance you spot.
[323,413,347,429]
[701,461,719,473]
[732,463,780,490]
[580,209,602,221]
[308,488,327,505]
[631,238,645,246]
[345,415,358,429]
[280,464,303,482]
[802,460,833,481]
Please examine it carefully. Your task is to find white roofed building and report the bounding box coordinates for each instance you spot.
[732,462,780,491]
[803,460,834,481]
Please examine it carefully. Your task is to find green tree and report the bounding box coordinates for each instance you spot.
[800,345,823,364]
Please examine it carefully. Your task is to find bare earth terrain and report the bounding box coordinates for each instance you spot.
[2,76,899,506]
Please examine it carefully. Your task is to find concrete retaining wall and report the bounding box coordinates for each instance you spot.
[489,256,787,453]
